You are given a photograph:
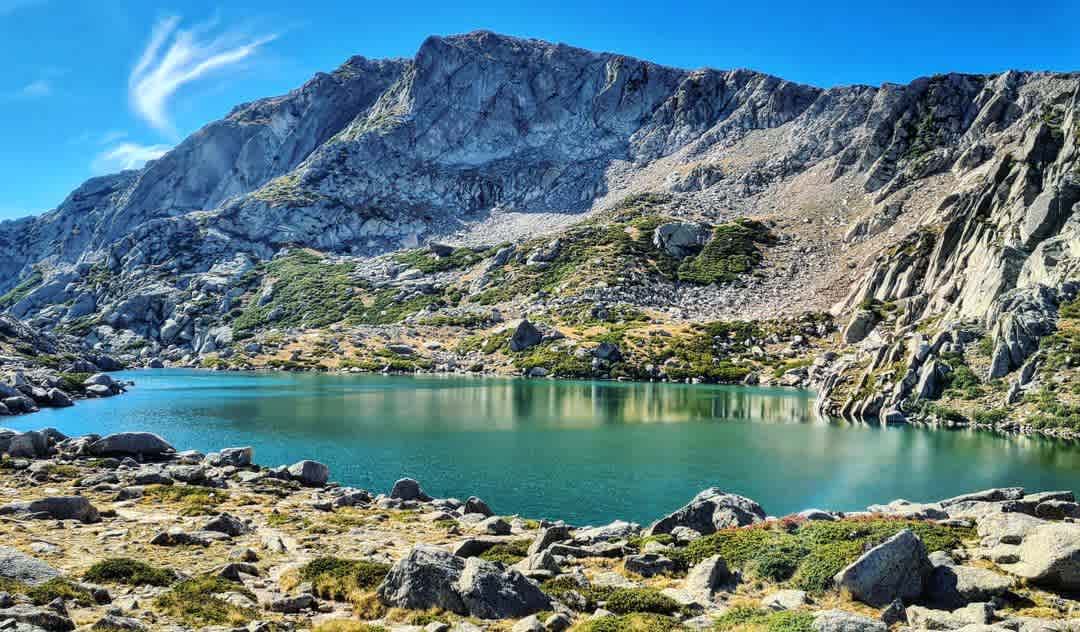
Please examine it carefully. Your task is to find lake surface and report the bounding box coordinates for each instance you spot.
[11,369,1080,525]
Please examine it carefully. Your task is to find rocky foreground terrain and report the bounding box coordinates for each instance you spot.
[0,428,1078,631]
[0,30,1076,433]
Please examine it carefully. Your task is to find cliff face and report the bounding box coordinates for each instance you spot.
[0,31,1076,424]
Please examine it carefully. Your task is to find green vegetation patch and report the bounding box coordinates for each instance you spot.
[0,270,43,310]
[673,517,970,592]
[713,607,814,632]
[478,540,531,565]
[232,250,358,332]
[27,577,95,607]
[299,557,391,601]
[575,613,684,632]
[143,484,227,516]
[394,246,490,274]
[677,219,774,285]
[85,558,176,586]
[154,575,257,626]
[540,579,678,616]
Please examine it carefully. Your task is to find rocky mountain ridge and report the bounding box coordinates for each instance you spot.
[0,31,1077,430]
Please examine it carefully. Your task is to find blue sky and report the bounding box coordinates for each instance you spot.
[1,0,1077,220]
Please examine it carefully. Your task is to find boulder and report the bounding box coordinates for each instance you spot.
[208,446,253,467]
[378,545,468,613]
[1002,522,1080,591]
[287,460,329,486]
[925,561,1013,609]
[88,432,174,458]
[763,589,809,611]
[509,320,543,352]
[842,310,879,345]
[457,556,552,619]
[527,525,572,556]
[575,520,640,543]
[833,529,932,606]
[91,614,144,631]
[652,222,711,258]
[391,477,431,501]
[477,516,511,536]
[0,496,100,523]
[647,488,765,536]
[682,554,729,601]
[46,389,73,408]
[0,546,61,585]
[812,610,887,632]
[0,604,75,631]
[203,513,251,537]
[269,594,317,613]
[624,553,675,577]
[464,497,493,517]
[378,545,551,619]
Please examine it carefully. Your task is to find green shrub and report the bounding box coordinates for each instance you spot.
[84,558,175,586]
[575,613,683,632]
[299,558,391,601]
[713,607,814,632]
[972,408,1009,426]
[677,219,773,285]
[27,578,95,606]
[603,588,680,615]
[478,540,531,565]
[153,575,257,626]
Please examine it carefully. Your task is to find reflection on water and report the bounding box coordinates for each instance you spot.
[14,370,1080,525]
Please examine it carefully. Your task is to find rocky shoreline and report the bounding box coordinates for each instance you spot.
[0,428,1076,631]
[0,369,129,418]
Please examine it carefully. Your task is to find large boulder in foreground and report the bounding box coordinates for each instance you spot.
[647,488,765,536]
[88,432,174,458]
[378,544,551,619]
[833,529,932,607]
[0,496,100,523]
[378,545,468,613]
[1003,522,1080,591]
[458,556,552,619]
[0,546,61,585]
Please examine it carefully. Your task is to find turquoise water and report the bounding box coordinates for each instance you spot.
[10,369,1080,525]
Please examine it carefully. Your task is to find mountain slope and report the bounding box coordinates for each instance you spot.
[0,31,1077,432]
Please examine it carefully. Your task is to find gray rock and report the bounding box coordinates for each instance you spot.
[509,320,543,352]
[624,553,675,577]
[842,310,879,344]
[269,593,317,613]
[91,614,144,630]
[925,563,1012,610]
[464,497,493,517]
[378,545,468,613]
[1002,522,1080,591]
[88,433,174,458]
[203,513,251,537]
[647,488,765,536]
[813,610,887,632]
[390,477,431,501]
[287,460,329,486]
[682,554,730,601]
[0,496,100,523]
[477,516,511,536]
[833,529,932,607]
[527,525,572,556]
[763,589,809,611]
[575,520,640,543]
[208,446,253,467]
[0,547,60,585]
[653,222,711,258]
[456,556,552,619]
[0,604,75,631]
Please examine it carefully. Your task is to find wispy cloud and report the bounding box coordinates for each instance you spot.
[17,79,51,98]
[129,16,277,136]
[92,142,171,174]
